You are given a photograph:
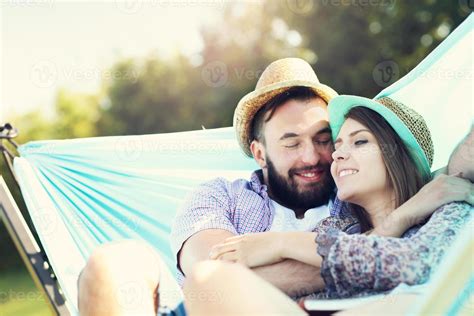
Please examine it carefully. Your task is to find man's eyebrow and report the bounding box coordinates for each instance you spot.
[279,127,331,141]
[279,132,299,141]
[279,127,332,141]
[334,129,370,144]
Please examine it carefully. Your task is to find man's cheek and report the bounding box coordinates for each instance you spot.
[321,150,334,163]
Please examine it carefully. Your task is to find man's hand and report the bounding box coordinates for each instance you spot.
[179,229,325,296]
[374,173,473,237]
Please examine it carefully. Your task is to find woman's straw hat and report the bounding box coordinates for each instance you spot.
[233,58,338,157]
[329,95,434,180]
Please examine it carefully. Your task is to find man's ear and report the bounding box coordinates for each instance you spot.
[250,140,267,169]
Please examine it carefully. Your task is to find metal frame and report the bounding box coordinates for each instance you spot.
[0,177,70,315]
[0,123,70,315]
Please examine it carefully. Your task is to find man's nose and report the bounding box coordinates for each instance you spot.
[300,143,320,165]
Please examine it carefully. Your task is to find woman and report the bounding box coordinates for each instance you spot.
[186,96,472,314]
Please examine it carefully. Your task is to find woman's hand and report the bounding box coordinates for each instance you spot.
[208,232,285,268]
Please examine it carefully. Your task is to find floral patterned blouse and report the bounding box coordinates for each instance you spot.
[311,202,472,298]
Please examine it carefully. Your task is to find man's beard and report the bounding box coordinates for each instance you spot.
[266,156,335,211]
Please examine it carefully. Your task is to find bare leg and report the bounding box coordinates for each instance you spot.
[78,240,161,316]
[184,260,307,316]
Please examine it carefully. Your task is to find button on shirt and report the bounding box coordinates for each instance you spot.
[170,170,346,285]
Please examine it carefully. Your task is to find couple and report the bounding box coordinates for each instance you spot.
[78,58,473,315]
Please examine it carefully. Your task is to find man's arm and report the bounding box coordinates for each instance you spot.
[252,257,325,297]
[448,126,473,181]
[179,229,324,297]
[179,229,235,276]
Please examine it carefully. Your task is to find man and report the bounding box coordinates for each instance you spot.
[78,58,472,316]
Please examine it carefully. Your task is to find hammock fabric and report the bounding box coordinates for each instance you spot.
[13,14,473,315]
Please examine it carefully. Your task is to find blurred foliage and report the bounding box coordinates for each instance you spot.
[0,0,471,275]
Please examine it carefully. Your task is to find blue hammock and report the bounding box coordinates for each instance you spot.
[13,14,473,315]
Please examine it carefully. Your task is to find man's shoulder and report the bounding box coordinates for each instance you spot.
[184,173,260,204]
[195,176,253,193]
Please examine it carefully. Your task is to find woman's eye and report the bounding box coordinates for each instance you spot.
[285,143,299,148]
[354,140,368,146]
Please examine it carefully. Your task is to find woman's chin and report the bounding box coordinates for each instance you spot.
[336,190,355,203]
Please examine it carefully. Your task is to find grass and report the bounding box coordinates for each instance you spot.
[0,268,53,316]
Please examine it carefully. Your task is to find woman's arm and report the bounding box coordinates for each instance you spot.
[372,174,473,237]
[277,232,322,267]
[319,202,471,298]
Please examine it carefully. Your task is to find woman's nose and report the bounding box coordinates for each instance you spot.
[332,145,350,161]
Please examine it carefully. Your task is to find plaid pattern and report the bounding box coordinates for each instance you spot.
[170,170,346,285]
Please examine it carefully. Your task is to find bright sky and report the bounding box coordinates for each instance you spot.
[0,0,240,121]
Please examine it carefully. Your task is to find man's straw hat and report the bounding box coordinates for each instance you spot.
[233,58,338,157]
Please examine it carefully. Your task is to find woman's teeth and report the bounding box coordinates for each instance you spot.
[339,169,358,177]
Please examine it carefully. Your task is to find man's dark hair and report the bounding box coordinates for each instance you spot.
[250,86,320,144]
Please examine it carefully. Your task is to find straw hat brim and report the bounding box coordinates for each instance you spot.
[234,79,338,157]
[328,95,432,180]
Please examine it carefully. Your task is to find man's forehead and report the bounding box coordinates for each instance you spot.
[266,97,330,133]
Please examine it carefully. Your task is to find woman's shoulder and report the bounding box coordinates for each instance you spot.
[433,201,472,218]
[404,202,472,238]
[314,213,361,235]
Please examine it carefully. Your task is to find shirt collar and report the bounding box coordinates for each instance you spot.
[249,170,267,195]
